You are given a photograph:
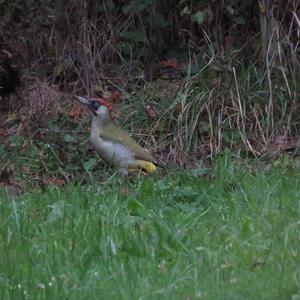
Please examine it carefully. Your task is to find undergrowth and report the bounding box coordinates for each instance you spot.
[1,1,299,184]
[1,60,300,190]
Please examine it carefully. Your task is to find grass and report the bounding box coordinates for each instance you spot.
[1,155,300,300]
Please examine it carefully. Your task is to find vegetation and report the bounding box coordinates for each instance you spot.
[1,0,299,167]
[0,1,299,299]
[1,157,300,299]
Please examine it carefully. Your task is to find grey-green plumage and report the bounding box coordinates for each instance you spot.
[100,122,155,162]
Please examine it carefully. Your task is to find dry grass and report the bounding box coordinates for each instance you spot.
[26,81,61,120]
[2,2,299,168]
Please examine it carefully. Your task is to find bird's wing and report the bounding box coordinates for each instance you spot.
[100,123,155,162]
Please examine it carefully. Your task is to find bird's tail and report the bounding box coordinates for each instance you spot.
[130,160,157,174]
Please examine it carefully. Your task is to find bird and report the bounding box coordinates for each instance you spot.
[75,95,158,174]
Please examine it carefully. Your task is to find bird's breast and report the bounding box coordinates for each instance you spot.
[90,134,134,167]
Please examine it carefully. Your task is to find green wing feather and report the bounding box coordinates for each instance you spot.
[100,123,155,162]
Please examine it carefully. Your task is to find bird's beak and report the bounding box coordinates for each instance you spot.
[74,95,91,107]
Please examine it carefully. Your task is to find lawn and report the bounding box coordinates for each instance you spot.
[1,157,300,300]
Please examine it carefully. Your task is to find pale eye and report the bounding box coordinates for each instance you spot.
[93,102,100,108]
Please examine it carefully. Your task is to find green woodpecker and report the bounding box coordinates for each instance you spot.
[75,95,157,174]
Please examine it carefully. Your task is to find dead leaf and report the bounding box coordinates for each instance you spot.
[43,178,65,187]
[160,58,179,69]
[175,102,182,113]
[121,187,130,194]
[102,91,113,100]
[112,90,122,103]
[145,104,157,119]
[102,90,122,103]
[69,104,86,118]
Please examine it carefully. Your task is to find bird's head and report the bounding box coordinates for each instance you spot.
[75,95,113,122]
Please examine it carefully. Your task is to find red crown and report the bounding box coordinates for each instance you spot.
[91,98,114,121]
